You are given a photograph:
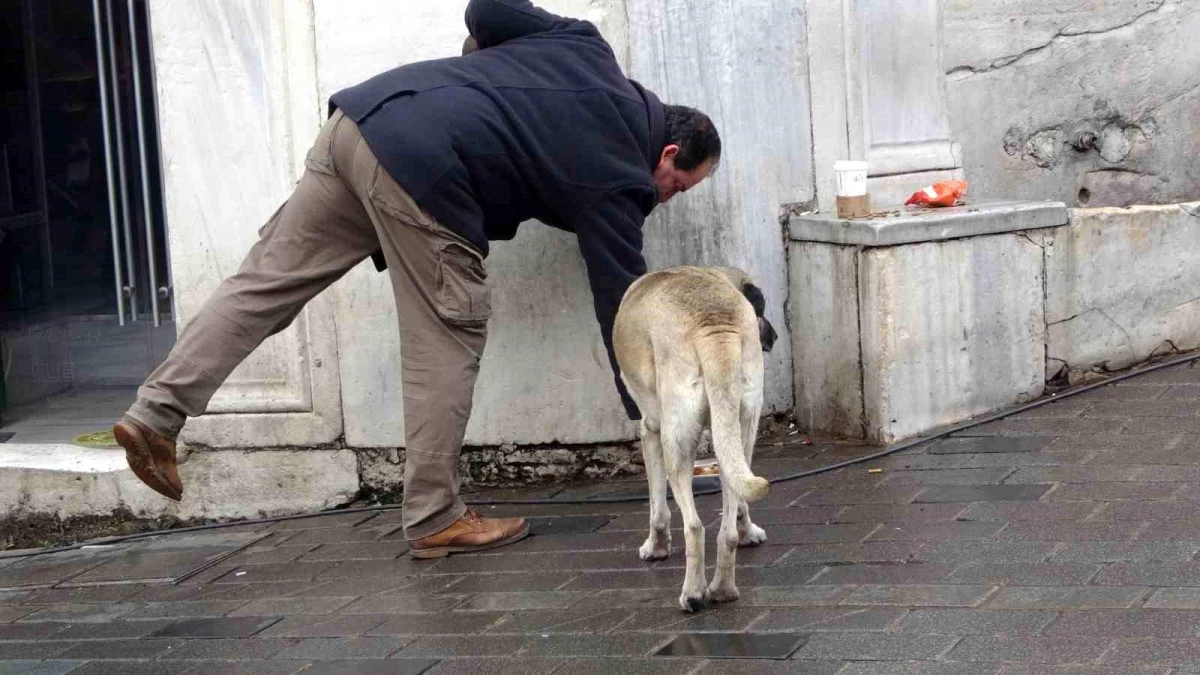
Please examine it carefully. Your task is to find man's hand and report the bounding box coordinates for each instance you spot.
[462,35,479,55]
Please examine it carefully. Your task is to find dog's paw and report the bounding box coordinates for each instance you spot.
[738,523,767,547]
[707,581,740,604]
[679,591,707,613]
[639,538,671,561]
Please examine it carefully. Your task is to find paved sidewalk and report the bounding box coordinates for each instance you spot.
[4,360,1200,673]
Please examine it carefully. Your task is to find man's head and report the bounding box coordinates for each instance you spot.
[654,105,721,203]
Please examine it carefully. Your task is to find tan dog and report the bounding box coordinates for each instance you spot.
[614,265,777,612]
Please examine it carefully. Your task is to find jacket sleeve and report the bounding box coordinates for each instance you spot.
[575,187,653,421]
[464,0,572,49]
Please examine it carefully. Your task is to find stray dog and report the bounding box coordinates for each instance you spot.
[614,265,778,611]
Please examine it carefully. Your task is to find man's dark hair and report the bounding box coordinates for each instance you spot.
[663,105,721,172]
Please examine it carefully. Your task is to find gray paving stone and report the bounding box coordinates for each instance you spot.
[151,616,283,638]
[793,633,958,661]
[1005,466,1146,484]
[914,542,1058,564]
[798,487,925,505]
[959,418,1127,436]
[339,594,467,614]
[986,586,1147,610]
[996,522,1142,542]
[1045,482,1184,501]
[367,612,508,635]
[1047,609,1200,637]
[315,558,432,579]
[915,485,1051,503]
[549,658,700,675]
[1093,563,1200,587]
[1144,588,1200,609]
[23,586,147,604]
[957,451,1096,468]
[737,585,852,607]
[422,658,565,674]
[160,638,298,660]
[613,607,767,633]
[0,621,68,640]
[835,503,968,523]
[1083,384,1171,400]
[267,513,378,530]
[840,663,1003,675]
[299,659,438,675]
[256,614,391,638]
[776,542,926,565]
[895,609,1054,635]
[811,563,956,585]
[125,583,241,603]
[882,468,1016,486]
[1002,667,1168,675]
[222,545,319,566]
[0,662,84,675]
[947,563,1101,586]
[212,562,337,583]
[1137,521,1200,542]
[840,584,995,608]
[486,608,637,634]
[49,619,176,640]
[502,532,641,554]
[64,662,179,675]
[579,589,679,609]
[228,596,355,616]
[931,436,1055,455]
[698,659,846,674]
[1093,501,1200,520]
[19,602,143,623]
[948,635,1112,664]
[752,608,904,633]
[435,551,645,574]
[455,591,590,612]
[442,572,576,593]
[1162,385,1200,399]
[526,515,614,535]
[868,455,971,471]
[1103,638,1200,667]
[748,523,877,544]
[393,635,531,657]
[0,641,78,660]
[270,636,411,659]
[866,522,1005,542]
[56,638,183,660]
[523,634,669,657]
[298,542,411,561]
[0,604,36,622]
[957,502,1100,522]
[178,661,312,675]
[1050,542,1200,563]
[322,576,452,597]
[122,600,248,620]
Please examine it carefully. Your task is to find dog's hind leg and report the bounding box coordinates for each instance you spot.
[638,420,672,561]
[737,356,768,548]
[707,474,742,603]
[661,402,707,612]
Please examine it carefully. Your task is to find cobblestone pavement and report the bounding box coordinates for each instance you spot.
[5,360,1200,673]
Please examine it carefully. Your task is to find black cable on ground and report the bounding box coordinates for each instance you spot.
[4,351,1198,560]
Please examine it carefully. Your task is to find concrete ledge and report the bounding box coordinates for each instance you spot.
[789,200,1068,246]
[0,445,358,520]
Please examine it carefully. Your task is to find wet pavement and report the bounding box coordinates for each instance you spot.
[4,360,1200,673]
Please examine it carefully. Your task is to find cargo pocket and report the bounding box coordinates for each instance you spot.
[303,112,343,176]
[435,242,491,327]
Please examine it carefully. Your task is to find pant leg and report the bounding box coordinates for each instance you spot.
[126,111,379,438]
[341,119,491,540]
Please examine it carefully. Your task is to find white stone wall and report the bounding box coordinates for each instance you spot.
[944,0,1200,207]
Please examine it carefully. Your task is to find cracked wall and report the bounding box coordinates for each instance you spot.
[1046,204,1200,381]
[944,0,1200,207]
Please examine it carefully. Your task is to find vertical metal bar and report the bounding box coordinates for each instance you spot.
[143,0,173,320]
[93,0,126,326]
[127,0,159,327]
[21,0,53,299]
[105,0,138,322]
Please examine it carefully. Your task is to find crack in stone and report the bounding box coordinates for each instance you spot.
[1048,307,1137,355]
[1181,203,1200,219]
[947,0,1168,79]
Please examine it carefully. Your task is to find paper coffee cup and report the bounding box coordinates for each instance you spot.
[834,161,870,218]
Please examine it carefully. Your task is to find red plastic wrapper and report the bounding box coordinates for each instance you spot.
[904,179,968,207]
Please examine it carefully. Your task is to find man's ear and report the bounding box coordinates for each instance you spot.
[462,36,479,55]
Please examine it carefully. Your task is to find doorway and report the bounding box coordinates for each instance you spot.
[0,0,172,443]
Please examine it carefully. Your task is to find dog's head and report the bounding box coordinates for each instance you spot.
[740,282,778,353]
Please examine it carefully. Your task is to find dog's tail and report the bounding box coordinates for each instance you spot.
[696,333,770,503]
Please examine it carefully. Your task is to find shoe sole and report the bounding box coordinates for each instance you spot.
[409,521,531,559]
[113,422,182,502]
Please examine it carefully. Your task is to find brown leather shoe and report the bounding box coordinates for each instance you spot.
[113,419,184,501]
[408,509,529,559]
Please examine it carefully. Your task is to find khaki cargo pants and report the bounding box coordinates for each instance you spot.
[126,111,488,540]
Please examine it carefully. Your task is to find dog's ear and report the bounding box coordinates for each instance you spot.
[759,316,777,353]
[741,282,767,318]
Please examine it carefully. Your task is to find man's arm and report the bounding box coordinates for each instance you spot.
[575,187,654,421]
[464,0,572,49]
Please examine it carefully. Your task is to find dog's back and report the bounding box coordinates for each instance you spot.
[614,266,768,502]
